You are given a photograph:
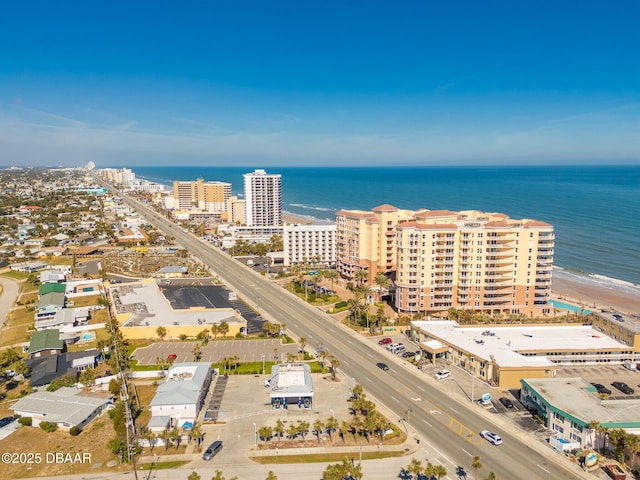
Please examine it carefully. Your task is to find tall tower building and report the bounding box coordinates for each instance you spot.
[336,205,554,317]
[173,178,231,212]
[243,169,282,227]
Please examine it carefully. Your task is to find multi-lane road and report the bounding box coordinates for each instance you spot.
[105,183,587,480]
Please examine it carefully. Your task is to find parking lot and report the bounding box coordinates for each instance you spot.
[557,363,640,399]
[132,338,300,365]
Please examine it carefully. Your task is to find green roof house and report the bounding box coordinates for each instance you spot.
[38,282,66,297]
[28,329,65,358]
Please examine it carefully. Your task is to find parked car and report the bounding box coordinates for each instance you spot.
[591,383,612,395]
[612,381,634,394]
[376,362,390,371]
[378,337,392,345]
[499,397,514,408]
[435,370,451,380]
[0,416,15,428]
[167,353,177,362]
[202,440,223,460]
[401,351,416,358]
[480,430,503,445]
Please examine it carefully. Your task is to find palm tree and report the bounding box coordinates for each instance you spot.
[471,455,482,480]
[211,323,220,339]
[374,273,391,302]
[483,472,496,480]
[587,420,600,449]
[339,421,350,443]
[190,423,203,449]
[433,464,447,480]
[326,416,338,442]
[298,337,307,360]
[258,425,273,443]
[298,421,310,441]
[407,457,423,479]
[354,268,368,287]
[325,269,340,290]
[169,425,180,449]
[313,419,325,443]
[286,424,298,440]
[329,356,340,380]
[424,461,436,479]
[274,419,284,445]
[211,471,225,480]
[192,343,201,361]
[265,472,278,480]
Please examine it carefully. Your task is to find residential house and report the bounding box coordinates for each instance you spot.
[11,387,112,430]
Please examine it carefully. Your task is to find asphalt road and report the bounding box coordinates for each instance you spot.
[103,183,588,480]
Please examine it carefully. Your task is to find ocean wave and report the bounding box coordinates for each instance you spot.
[289,203,336,212]
[554,267,640,292]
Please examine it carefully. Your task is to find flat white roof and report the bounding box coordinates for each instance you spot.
[110,279,241,327]
[524,377,640,428]
[412,320,630,368]
[269,363,313,398]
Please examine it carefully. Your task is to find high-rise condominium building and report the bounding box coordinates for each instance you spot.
[173,178,231,212]
[243,169,282,227]
[336,205,554,317]
[283,224,336,267]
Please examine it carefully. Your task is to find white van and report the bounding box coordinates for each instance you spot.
[392,344,406,355]
[624,361,637,371]
[386,342,401,351]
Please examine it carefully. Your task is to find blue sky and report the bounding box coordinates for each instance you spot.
[1,1,639,167]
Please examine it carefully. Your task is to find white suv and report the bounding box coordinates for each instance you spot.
[480,430,502,445]
[435,369,451,380]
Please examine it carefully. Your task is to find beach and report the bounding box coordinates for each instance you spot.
[551,269,640,315]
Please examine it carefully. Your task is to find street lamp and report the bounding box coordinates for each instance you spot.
[252,422,257,446]
[261,354,265,375]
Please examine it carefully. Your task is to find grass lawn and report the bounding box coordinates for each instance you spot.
[252,450,406,464]
[0,416,129,478]
[69,294,103,308]
[0,307,35,346]
[0,271,29,281]
[132,383,158,429]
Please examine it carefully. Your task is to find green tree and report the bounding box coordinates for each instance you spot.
[46,373,77,391]
[472,455,483,480]
[78,367,97,386]
[298,421,310,441]
[274,419,285,444]
[286,424,298,440]
[407,457,423,479]
[326,416,338,442]
[374,273,391,302]
[265,472,278,480]
[187,472,201,480]
[218,320,229,338]
[211,471,225,480]
[483,472,496,480]
[433,464,447,480]
[329,356,340,380]
[354,268,368,286]
[156,326,167,340]
[258,425,273,443]
[313,419,325,443]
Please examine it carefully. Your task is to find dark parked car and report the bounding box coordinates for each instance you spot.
[499,397,514,408]
[612,381,634,395]
[0,416,15,428]
[376,362,389,371]
[591,383,612,395]
[202,440,223,460]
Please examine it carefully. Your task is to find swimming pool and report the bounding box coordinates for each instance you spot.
[550,299,591,315]
[81,332,95,342]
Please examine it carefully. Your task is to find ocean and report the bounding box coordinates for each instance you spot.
[131,165,640,289]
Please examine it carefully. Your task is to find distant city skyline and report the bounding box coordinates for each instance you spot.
[1,1,639,167]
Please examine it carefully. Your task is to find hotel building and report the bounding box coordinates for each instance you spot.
[283,224,336,267]
[244,169,282,227]
[336,205,554,316]
[173,178,231,212]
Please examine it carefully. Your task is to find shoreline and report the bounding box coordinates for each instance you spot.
[281,211,640,315]
[551,268,640,315]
